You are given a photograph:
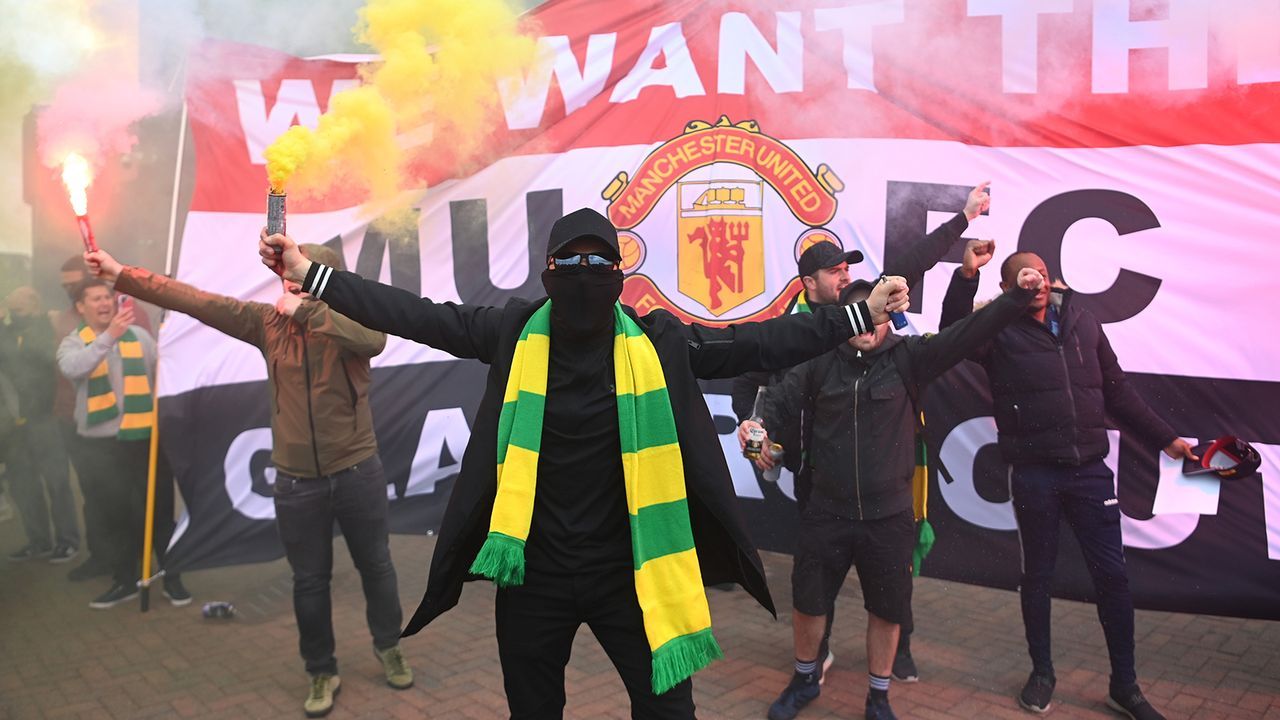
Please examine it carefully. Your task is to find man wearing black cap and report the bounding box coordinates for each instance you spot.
[259,208,912,719]
[730,182,992,686]
[743,266,1044,720]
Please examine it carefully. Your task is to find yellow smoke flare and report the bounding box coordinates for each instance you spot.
[264,0,538,206]
[61,151,91,216]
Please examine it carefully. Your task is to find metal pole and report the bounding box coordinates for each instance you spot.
[140,96,188,611]
[164,100,188,277]
[139,394,161,612]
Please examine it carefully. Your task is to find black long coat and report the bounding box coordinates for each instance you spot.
[302,265,873,635]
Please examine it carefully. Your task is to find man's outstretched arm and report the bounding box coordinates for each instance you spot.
[264,230,502,363]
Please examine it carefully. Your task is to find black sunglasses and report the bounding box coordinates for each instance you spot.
[549,253,617,269]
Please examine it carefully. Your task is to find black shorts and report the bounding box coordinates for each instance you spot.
[791,508,914,624]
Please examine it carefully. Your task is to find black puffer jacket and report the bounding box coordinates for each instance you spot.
[940,268,1177,466]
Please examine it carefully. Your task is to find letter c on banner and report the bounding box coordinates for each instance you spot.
[938,416,1017,531]
[224,427,277,521]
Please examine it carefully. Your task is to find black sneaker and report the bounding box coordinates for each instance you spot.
[892,647,918,683]
[163,575,193,607]
[89,582,139,609]
[1106,684,1166,720]
[865,693,899,720]
[67,556,111,582]
[767,670,822,720]
[48,545,79,564]
[1018,671,1056,714]
[8,543,52,562]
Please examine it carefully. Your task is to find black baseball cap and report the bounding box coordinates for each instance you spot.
[839,279,877,305]
[798,240,863,278]
[546,208,621,262]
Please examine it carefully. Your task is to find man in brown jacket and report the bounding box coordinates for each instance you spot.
[85,244,411,718]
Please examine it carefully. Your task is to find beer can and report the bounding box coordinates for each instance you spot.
[202,601,236,619]
[762,443,784,483]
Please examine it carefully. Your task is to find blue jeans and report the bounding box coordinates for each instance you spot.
[274,455,403,676]
[1010,460,1136,687]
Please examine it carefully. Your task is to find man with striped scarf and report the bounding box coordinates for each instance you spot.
[260,208,911,719]
[56,278,156,610]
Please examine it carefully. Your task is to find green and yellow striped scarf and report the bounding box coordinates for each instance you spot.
[911,411,934,576]
[471,301,722,694]
[790,289,811,315]
[78,324,153,441]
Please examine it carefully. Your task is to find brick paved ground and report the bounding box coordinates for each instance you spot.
[1,518,1276,720]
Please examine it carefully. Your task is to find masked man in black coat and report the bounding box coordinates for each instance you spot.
[260,208,910,720]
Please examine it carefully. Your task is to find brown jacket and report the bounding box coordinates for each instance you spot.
[115,267,385,477]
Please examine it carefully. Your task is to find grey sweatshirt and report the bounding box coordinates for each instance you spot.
[56,325,157,439]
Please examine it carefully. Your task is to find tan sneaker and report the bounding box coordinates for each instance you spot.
[374,645,414,689]
[303,674,340,718]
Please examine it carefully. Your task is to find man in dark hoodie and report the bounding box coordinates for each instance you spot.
[259,208,910,719]
[743,267,1043,720]
[939,250,1194,720]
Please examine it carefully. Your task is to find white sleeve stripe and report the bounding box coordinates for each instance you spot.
[844,303,869,335]
[314,265,333,299]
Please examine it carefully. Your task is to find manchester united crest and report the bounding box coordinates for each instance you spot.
[602,116,848,325]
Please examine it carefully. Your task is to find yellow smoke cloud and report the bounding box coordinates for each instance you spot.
[264,0,538,207]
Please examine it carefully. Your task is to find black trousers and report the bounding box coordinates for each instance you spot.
[6,416,79,550]
[75,436,149,585]
[495,566,696,720]
[1010,460,1136,687]
[273,455,403,676]
[67,427,177,574]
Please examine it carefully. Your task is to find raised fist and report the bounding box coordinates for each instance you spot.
[258,228,311,282]
[1017,267,1045,291]
[961,239,995,279]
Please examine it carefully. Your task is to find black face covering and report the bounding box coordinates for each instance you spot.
[541,266,624,342]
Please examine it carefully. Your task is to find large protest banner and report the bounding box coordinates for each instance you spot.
[161,0,1280,619]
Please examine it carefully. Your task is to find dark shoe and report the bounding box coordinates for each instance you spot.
[865,693,899,720]
[163,575,193,607]
[90,582,139,609]
[8,543,52,562]
[303,674,341,718]
[1018,671,1056,714]
[892,647,918,683]
[67,556,111,582]
[1106,684,1166,720]
[48,545,79,564]
[767,671,821,720]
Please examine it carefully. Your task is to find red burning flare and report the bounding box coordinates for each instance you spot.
[61,152,97,252]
